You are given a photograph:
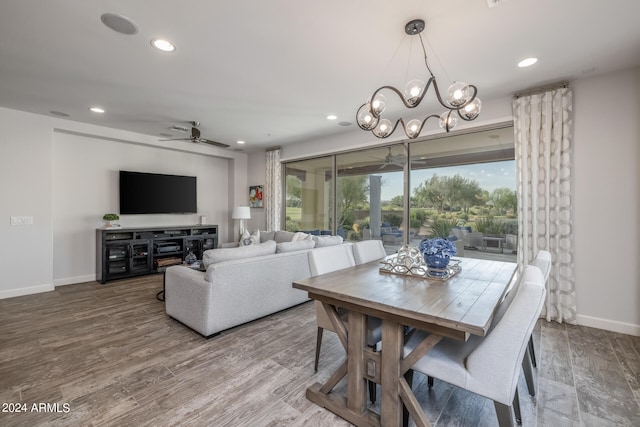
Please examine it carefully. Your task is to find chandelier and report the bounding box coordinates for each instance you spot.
[356,19,482,139]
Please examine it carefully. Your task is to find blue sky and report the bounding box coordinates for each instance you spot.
[379,160,516,201]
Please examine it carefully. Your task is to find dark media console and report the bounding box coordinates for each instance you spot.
[96,224,218,284]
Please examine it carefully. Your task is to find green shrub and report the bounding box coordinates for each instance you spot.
[474,216,505,235]
[430,218,458,238]
[383,213,402,227]
[285,218,301,231]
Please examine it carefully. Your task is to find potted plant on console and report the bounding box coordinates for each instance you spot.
[102,213,120,228]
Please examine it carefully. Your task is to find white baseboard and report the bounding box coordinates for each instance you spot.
[0,283,54,299]
[577,314,640,337]
[53,274,97,287]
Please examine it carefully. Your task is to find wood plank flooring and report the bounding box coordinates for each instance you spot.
[1,275,639,426]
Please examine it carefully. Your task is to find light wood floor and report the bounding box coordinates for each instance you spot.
[1,275,639,426]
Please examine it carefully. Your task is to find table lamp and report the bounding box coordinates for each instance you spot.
[231,206,251,237]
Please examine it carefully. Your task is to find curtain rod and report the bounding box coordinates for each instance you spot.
[513,81,569,99]
[265,146,281,152]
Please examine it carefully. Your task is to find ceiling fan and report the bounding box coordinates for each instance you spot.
[372,147,426,169]
[160,121,229,148]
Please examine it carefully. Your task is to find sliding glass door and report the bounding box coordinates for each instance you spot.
[282,125,516,259]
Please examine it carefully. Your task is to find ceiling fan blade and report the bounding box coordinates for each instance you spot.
[200,139,230,148]
[159,137,190,141]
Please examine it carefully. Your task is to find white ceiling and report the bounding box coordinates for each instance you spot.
[1,0,639,152]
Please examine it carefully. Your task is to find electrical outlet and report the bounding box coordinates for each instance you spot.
[10,216,34,225]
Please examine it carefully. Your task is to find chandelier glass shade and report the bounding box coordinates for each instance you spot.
[356,19,482,139]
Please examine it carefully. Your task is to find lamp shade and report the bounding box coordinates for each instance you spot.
[231,206,251,220]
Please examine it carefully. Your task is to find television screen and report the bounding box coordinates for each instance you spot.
[119,171,197,214]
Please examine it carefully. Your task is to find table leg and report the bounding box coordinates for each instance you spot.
[347,310,367,414]
[380,319,404,427]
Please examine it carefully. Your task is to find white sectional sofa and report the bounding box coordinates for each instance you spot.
[164,230,346,337]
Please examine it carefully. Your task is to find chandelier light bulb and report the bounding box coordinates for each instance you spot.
[406,119,423,138]
[460,97,482,120]
[439,111,458,131]
[447,82,472,107]
[373,118,393,138]
[404,80,425,106]
[371,93,387,115]
[356,103,379,130]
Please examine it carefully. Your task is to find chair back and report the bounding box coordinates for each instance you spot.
[465,273,546,404]
[308,244,355,277]
[352,240,386,265]
[531,250,552,283]
[490,265,544,332]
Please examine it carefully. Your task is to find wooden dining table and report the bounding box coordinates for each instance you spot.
[293,256,518,427]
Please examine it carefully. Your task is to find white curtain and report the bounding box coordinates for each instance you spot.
[265,148,282,231]
[512,87,576,324]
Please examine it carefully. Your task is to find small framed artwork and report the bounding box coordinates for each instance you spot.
[249,185,263,208]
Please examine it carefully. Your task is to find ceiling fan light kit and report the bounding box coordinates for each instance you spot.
[356,19,482,139]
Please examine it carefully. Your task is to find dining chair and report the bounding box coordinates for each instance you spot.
[352,239,387,265]
[528,250,552,367]
[308,244,382,403]
[424,265,544,396]
[404,265,546,427]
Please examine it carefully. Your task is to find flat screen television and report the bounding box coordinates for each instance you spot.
[119,171,197,214]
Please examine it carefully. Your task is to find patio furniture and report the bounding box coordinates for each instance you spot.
[380,223,403,244]
[450,227,484,249]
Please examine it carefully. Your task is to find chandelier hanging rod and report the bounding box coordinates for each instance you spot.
[356,18,482,139]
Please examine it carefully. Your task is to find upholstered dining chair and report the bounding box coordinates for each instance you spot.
[352,239,387,265]
[403,265,546,427]
[308,243,382,403]
[528,250,552,367]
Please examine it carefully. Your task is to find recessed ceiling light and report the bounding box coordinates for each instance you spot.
[237,140,246,145]
[339,121,352,127]
[518,57,538,68]
[151,38,176,52]
[326,115,337,120]
[89,107,105,113]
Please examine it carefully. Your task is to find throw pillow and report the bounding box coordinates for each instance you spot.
[239,229,260,246]
[276,240,316,253]
[312,235,344,247]
[203,240,277,266]
[291,231,312,242]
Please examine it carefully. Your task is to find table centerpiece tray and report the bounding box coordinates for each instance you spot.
[379,250,461,281]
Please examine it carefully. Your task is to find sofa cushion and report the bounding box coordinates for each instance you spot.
[260,230,275,243]
[203,240,276,266]
[312,235,343,247]
[274,230,296,243]
[276,240,316,253]
[239,229,260,246]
